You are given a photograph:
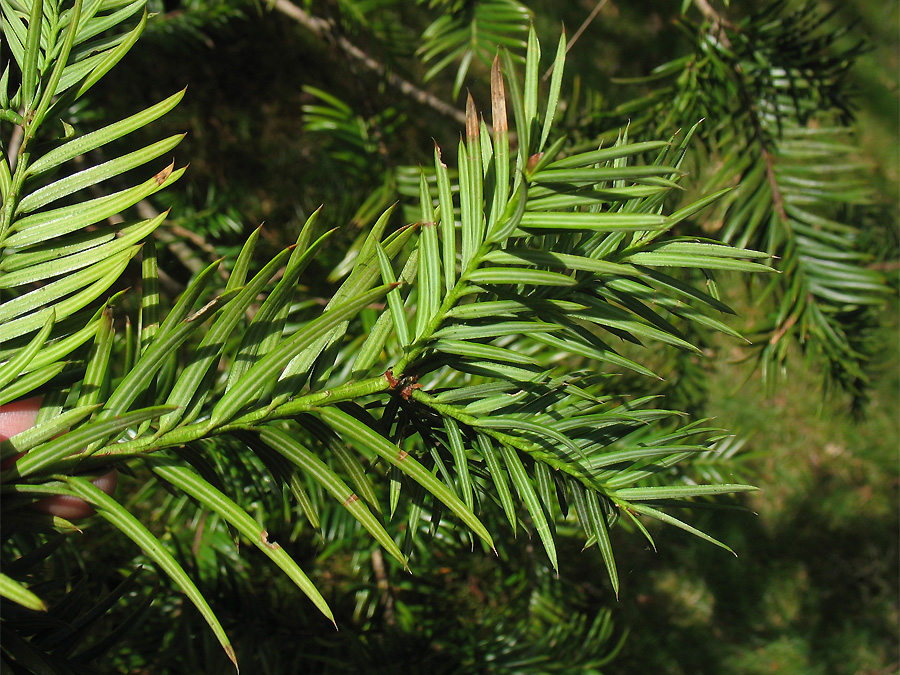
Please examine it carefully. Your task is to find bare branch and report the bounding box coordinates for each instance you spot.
[272,0,467,126]
[543,0,609,81]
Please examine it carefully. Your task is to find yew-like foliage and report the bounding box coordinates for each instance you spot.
[0,1,887,671]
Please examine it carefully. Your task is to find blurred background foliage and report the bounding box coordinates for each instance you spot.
[4,0,896,672]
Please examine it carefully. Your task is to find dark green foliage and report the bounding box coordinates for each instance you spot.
[1,0,894,672]
[590,1,891,405]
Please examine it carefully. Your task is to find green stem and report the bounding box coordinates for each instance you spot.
[85,374,393,459]
[408,388,605,493]
[392,240,493,376]
[253,374,392,422]
[0,159,30,246]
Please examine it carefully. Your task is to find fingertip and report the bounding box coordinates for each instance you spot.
[32,469,118,520]
[0,396,43,442]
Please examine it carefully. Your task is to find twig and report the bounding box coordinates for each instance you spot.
[769,306,798,345]
[690,1,788,223]
[6,123,24,173]
[692,0,719,24]
[543,0,609,81]
[272,0,467,126]
[371,549,395,626]
[692,0,738,44]
[868,260,900,272]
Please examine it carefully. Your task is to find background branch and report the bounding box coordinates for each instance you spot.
[272,0,467,126]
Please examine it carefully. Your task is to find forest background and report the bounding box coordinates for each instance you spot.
[1,0,897,673]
